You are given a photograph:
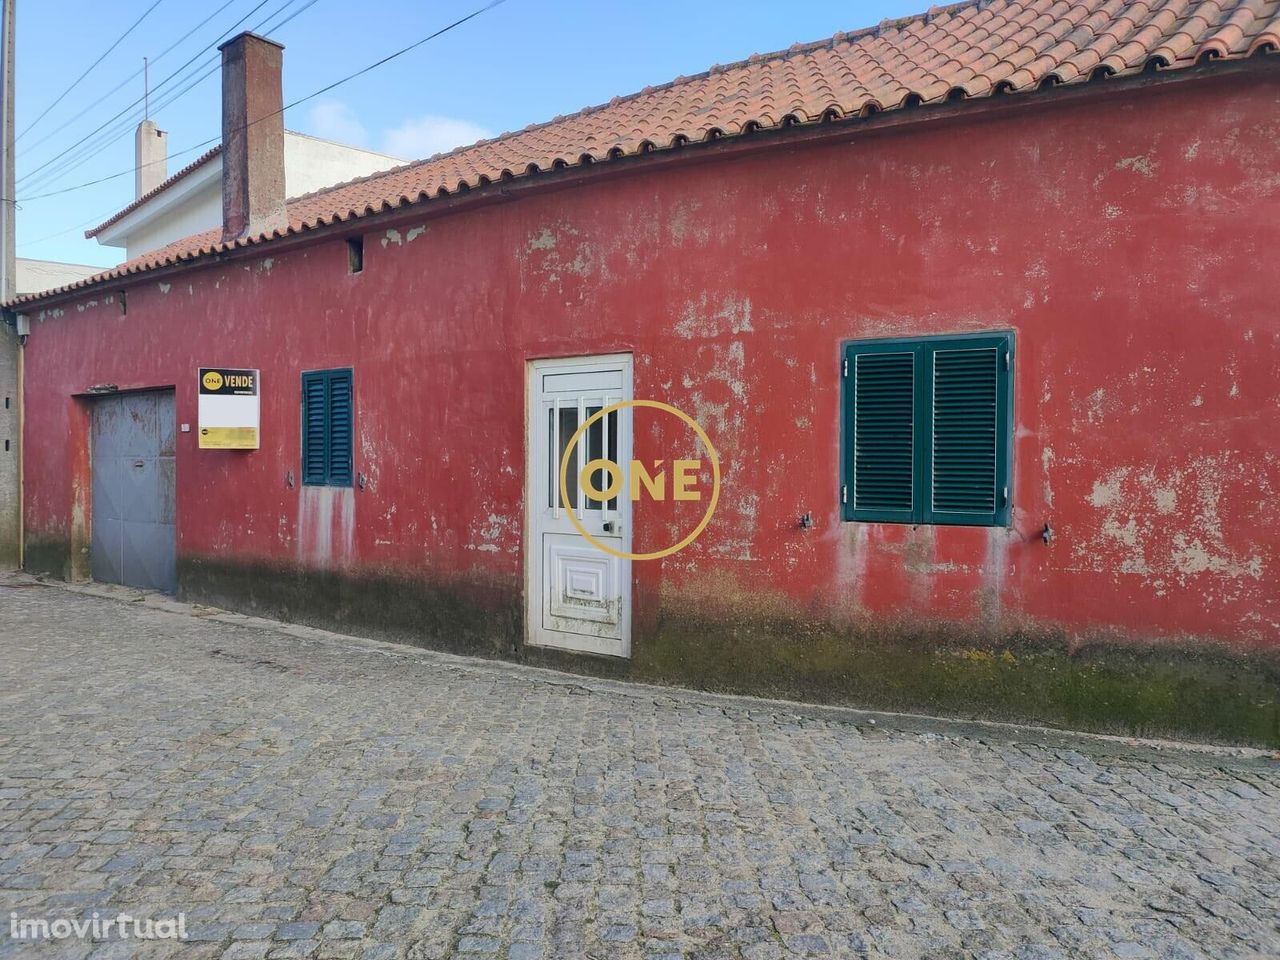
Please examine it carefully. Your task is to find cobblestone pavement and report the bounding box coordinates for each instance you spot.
[1,581,1278,960]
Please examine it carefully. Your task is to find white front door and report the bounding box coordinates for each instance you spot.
[527,354,632,657]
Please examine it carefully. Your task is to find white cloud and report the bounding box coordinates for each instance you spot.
[302,102,493,162]
[305,101,370,148]
[381,114,493,160]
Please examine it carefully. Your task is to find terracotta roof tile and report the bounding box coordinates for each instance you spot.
[15,0,1280,307]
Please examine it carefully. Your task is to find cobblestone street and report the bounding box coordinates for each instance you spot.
[0,579,1277,960]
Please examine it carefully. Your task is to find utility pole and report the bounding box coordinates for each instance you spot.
[0,0,19,570]
[0,0,13,303]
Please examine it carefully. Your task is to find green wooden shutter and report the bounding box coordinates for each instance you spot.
[327,370,353,486]
[843,342,919,523]
[843,333,1012,526]
[922,336,1011,526]
[301,369,354,487]
[301,371,329,485]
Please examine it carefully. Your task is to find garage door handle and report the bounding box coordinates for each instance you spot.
[133,460,145,468]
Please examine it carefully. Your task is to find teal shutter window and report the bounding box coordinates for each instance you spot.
[850,346,918,524]
[301,369,354,487]
[326,371,353,486]
[842,333,1012,526]
[302,373,328,485]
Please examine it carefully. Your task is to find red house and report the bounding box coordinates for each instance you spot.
[8,2,1280,744]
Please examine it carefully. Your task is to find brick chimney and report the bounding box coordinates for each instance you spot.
[134,119,167,198]
[218,32,286,242]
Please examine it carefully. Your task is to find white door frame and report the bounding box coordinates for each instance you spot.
[525,353,633,657]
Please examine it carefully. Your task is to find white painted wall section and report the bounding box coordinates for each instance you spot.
[94,132,404,260]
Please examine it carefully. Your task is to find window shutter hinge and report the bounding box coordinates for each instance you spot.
[842,484,848,504]
[843,357,848,377]
[1001,485,1008,505]
[1004,351,1011,371]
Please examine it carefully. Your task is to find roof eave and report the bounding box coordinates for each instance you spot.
[85,146,223,239]
[14,52,1278,313]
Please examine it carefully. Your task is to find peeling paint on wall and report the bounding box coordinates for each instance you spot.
[1116,154,1156,178]
[17,71,1280,661]
[673,293,754,340]
[1074,457,1269,611]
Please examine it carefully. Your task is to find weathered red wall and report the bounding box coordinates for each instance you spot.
[21,70,1280,663]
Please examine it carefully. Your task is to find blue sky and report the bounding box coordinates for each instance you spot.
[15,0,921,267]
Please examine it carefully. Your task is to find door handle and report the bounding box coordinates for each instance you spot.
[602,520,621,534]
[133,460,146,468]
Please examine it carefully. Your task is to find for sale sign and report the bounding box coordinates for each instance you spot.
[198,367,260,449]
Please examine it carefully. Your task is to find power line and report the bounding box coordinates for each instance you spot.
[16,0,277,186]
[17,0,323,196]
[16,0,508,204]
[285,0,506,113]
[16,0,279,188]
[18,53,225,196]
[17,0,167,142]
[17,61,221,198]
[17,58,215,194]
[256,0,324,36]
[17,0,242,160]
[19,203,127,249]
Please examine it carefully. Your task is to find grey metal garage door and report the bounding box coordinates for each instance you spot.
[90,390,176,593]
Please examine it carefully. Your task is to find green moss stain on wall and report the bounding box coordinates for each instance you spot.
[626,605,1280,747]
[23,537,71,580]
[177,556,521,658]
[29,552,1274,748]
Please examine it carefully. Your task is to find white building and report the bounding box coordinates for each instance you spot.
[14,258,102,297]
[88,120,403,260]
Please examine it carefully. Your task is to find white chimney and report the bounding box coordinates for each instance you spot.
[134,119,168,198]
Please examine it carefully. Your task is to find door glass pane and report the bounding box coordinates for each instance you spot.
[548,405,579,509]
[583,407,618,511]
[547,403,618,511]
